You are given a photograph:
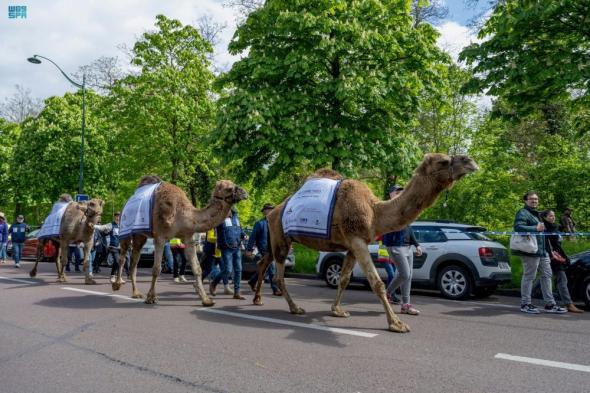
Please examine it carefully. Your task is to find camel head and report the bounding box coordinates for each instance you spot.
[415,153,479,187]
[76,198,105,222]
[212,180,249,204]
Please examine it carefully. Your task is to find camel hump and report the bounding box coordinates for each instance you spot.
[138,175,162,187]
[308,168,344,180]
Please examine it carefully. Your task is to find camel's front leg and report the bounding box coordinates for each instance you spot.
[145,238,164,304]
[331,251,356,318]
[57,242,69,282]
[183,237,214,307]
[252,254,273,306]
[82,242,96,285]
[29,239,44,278]
[274,253,305,315]
[129,239,144,299]
[349,238,409,333]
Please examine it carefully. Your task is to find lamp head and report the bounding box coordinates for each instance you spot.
[27,56,41,64]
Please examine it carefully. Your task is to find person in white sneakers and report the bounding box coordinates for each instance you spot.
[170,238,188,283]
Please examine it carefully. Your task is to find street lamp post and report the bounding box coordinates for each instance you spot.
[27,55,86,196]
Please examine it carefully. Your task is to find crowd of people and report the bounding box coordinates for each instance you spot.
[0,190,585,314]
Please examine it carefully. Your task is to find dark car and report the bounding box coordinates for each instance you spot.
[565,250,590,306]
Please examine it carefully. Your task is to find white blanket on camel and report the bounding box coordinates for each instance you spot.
[38,201,72,239]
[281,178,341,239]
[120,182,161,239]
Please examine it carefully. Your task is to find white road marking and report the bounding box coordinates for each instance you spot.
[495,353,590,373]
[199,308,379,338]
[61,287,143,302]
[0,275,40,284]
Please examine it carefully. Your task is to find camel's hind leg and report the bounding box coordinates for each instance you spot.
[331,251,356,318]
[145,237,164,304]
[128,236,145,298]
[252,253,273,306]
[183,235,214,307]
[349,237,409,333]
[29,239,45,277]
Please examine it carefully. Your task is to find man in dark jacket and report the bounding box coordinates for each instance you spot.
[0,212,8,264]
[513,192,565,314]
[246,204,282,296]
[8,215,29,268]
[210,209,246,299]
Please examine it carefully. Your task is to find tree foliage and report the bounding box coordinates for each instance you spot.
[215,0,444,182]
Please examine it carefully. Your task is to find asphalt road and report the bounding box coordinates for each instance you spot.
[1,261,589,393]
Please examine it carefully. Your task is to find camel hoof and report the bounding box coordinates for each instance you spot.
[145,294,158,304]
[290,306,306,315]
[112,282,122,291]
[331,309,350,318]
[29,270,37,278]
[85,278,97,285]
[389,321,411,333]
[253,296,264,306]
[57,276,67,283]
[131,292,144,299]
[201,299,215,307]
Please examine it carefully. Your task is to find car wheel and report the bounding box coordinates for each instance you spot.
[473,285,497,298]
[438,265,472,300]
[324,258,343,289]
[580,276,590,307]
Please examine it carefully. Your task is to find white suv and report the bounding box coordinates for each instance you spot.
[315,221,512,299]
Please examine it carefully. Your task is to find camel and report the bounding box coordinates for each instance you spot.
[30,197,104,284]
[251,153,478,333]
[111,176,248,306]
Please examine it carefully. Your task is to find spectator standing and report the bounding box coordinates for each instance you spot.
[0,212,8,264]
[246,204,282,296]
[513,192,566,314]
[383,185,421,315]
[560,207,577,241]
[162,241,174,274]
[540,210,584,313]
[66,242,83,272]
[210,209,246,299]
[8,214,29,268]
[170,238,188,283]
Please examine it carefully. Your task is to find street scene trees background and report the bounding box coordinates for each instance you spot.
[0,0,588,231]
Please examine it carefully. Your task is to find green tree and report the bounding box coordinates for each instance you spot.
[0,119,20,212]
[460,0,590,115]
[108,15,217,203]
[10,91,113,214]
[215,0,444,182]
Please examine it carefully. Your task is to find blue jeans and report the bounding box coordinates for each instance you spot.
[382,263,396,288]
[163,242,174,271]
[213,248,242,292]
[0,243,7,260]
[248,259,279,292]
[67,246,82,270]
[12,243,23,265]
[88,249,96,274]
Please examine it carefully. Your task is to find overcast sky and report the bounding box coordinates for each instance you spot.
[0,0,487,102]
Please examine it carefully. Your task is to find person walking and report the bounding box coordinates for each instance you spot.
[201,229,221,282]
[8,214,29,268]
[96,212,128,283]
[513,192,566,314]
[382,185,422,315]
[0,213,8,264]
[170,238,188,283]
[246,203,282,296]
[210,208,246,300]
[560,207,577,241]
[540,210,584,313]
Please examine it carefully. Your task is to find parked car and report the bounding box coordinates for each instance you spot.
[533,250,590,307]
[7,228,58,261]
[316,221,512,300]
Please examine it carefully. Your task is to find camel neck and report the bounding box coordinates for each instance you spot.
[193,199,232,232]
[373,175,447,235]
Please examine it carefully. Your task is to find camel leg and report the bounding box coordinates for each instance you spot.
[145,237,164,304]
[82,242,96,285]
[183,236,214,307]
[129,237,145,299]
[252,254,273,306]
[29,239,44,277]
[112,240,129,291]
[349,238,409,333]
[274,249,305,315]
[331,251,356,318]
[57,241,69,282]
